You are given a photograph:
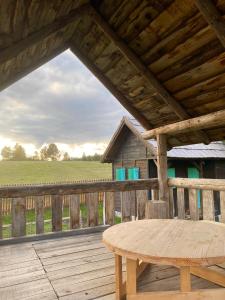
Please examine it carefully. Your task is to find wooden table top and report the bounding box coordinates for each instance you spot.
[103,219,225,266]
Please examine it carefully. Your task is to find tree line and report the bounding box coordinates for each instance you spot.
[1,143,102,161]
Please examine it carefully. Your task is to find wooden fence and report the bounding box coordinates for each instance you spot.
[0,178,109,215]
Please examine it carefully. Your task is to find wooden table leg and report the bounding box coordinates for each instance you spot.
[126,258,137,296]
[115,254,123,300]
[180,266,191,292]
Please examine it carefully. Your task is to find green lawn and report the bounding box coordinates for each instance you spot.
[0,161,112,185]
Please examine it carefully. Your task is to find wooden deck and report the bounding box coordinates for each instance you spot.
[0,231,224,300]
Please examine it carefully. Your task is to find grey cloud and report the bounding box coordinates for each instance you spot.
[0,50,128,146]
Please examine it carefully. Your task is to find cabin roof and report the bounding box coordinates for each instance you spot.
[2,1,225,146]
[102,116,225,163]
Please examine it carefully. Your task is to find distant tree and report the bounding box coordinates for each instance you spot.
[40,146,48,160]
[32,150,40,160]
[63,152,70,161]
[1,146,12,160]
[12,143,26,160]
[82,152,86,161]
[46,143,60,161]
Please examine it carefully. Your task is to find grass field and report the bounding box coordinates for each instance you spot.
[0,161,112,185]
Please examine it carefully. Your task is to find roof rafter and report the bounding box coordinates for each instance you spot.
[0,4,89,65]
[86,5,210,144]
[195,0,225,48]
[70,44,152,130]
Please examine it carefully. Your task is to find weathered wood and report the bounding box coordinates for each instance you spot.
[87,6,192,121]
[70,45,152,130]
[0,198,2,239]
[0,179,158,198]
[35,196,44,234]
[202,190,214,221]
[188,189,199,221]
[177,188,185,219]
[87,193,99,227]
[220,191,225,223]
[168,178,225,191]
[12,197,26,237]
[0,4,89,65]
[169,188,174,218]
[145,201,168,219]
[136,190,148,220]
[52,195,63,232]
[70,194,80,229]
[157,135,169,211]
[151,189,159,200]
[121,191,132,222]
[195,0,225,49]
[105,192,115,225]
[143,109,225,139]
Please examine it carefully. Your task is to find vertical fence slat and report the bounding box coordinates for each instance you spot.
[87,193,98,227]
[35,196,44,234]
[136,190,148,220]
[177,188,185,219]
[12,197,26,237]
[52,195,63,232]
[202,190,214,221]
[189,189,199,221]
[169,188,174,218]
[151,189,159,200]
[0,198,2,239]
[70,194,80,229]
[220,191,225,223]
[121,191,131,222]
[105,192,115,225]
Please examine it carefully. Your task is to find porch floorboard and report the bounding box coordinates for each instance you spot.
[0,231,223,299]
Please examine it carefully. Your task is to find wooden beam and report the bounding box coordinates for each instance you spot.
[0,4,89,65]
[0,179,158,198]
[195,0,225,48]
[86,5,210,144]
[86,6,187,120]
[157,135,169,215]
[142,109,225,139]
[168,177,225,191]
[70,45,152,130]
[190,266,225,288]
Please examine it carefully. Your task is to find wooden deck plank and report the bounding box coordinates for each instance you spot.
[0,231,224,300]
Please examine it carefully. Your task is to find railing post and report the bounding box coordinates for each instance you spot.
[105,192,115,225]
[35,196,44,234]
[154,134,169,218]
[87,193,98,227]
[70,194,80,229]
[12,197,26,237]
[52,195,63,232]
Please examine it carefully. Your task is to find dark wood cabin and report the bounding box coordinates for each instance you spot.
[102,117,225,214]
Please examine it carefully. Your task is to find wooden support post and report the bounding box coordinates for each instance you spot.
[121,191,132,222]
[115,254,124,300]
[12,197,26,237]
[156,134,169,218]
[126,258,137,296]
[87,193,99,227]
[35,196,44,234]
[136,190,148,219]
[70,194,80,229]
[52,195,63,232]
[105,192,115,225]
[180,266,191,292]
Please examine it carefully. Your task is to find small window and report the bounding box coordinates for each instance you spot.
[128,167,140,180]
[167,168,176,178]
[116,168,126,181]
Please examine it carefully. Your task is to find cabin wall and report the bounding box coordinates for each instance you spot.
[112,131,151,212]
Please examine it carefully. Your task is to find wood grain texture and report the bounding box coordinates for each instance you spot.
[202,190,214,221]
[189,189,199,221]
[87,193,99,227]
[105,192,115,225]
[35,196,44,234]
[12,197,26,237]
[70,194,80,229]
[52,195,63,232]
[103,219,225,266]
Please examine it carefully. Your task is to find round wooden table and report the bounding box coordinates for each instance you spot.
[103,219,225,300]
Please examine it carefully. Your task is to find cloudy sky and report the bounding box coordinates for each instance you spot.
[0,50,128,158]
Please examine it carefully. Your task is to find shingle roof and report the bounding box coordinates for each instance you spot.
[122,117,225,159]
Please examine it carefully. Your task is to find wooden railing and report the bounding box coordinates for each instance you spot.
[0,179,158,240]
[168,178,225,222]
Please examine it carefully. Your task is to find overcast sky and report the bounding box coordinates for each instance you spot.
[0,50,128,157]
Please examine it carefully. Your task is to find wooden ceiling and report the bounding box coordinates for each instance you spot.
[1,0,225,146]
